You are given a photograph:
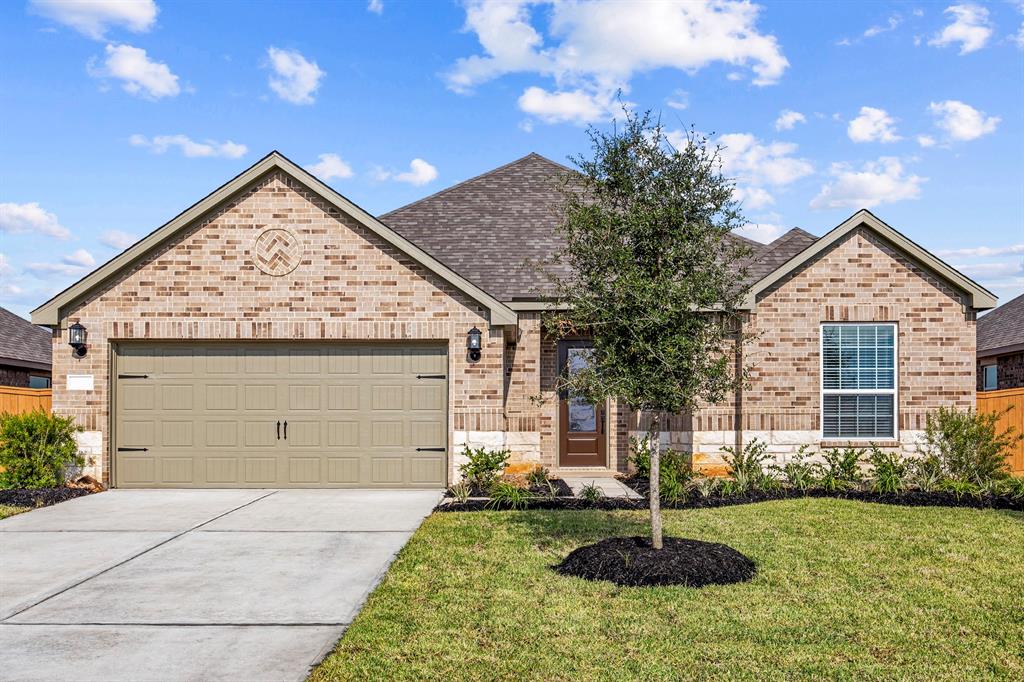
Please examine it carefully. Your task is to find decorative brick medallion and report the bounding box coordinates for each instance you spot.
[253,228,302,276]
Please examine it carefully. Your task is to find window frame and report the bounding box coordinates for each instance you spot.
[819,322,899,442]
[981,363,997,392]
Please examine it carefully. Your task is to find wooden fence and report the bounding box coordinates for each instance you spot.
[977,387,1024,475]
[0,387,52,416]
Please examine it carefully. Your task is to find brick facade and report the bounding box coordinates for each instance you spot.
[978,351,1024,391]
[52,171,503,485]
[48,170,981,485]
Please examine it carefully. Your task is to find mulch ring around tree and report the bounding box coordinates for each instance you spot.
[554,536,757,587]
[0,486,96,509]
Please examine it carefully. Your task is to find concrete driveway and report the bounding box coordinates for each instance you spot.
[0,488,441,682]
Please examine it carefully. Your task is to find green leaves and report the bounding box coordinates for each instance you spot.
[0,410,83,489]
[546,109,752,414]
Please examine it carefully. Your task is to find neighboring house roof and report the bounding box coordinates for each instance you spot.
[31,152,518,327]
[744,209,997,310]
[977,292,1024,358]
[0,306,51,372]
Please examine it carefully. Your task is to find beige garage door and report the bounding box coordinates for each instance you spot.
[113,343,447,488]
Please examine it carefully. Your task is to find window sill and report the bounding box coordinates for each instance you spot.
[819,440,900,449]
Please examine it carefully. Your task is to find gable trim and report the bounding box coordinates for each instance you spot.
[31,152,518,327]
[742,209,998,311]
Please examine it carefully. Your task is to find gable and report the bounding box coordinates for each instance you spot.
[745,210,997,311]
[32,152,517,327]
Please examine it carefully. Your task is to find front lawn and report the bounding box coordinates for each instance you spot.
[0,504,29,520]
[311,499,1024,681]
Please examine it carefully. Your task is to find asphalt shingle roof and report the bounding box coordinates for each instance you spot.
[381,153,817,301]
[977,292,1024,354]
[0,306,51,369]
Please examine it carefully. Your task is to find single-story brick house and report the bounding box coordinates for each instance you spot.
[977,292,1024,391]
[32,152,997,487]
[0,306,52,389]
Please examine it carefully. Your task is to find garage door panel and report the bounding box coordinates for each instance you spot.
[115,343,447,488]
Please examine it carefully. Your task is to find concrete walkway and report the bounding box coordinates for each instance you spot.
[561,476,642,499]
[0,488,441,682]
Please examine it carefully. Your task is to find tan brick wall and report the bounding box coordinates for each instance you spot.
[51,170,503,485]
[689,227,976,470]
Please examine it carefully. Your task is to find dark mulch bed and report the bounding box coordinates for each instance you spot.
[436,486,1024,512]
[461,478,575,498]
[0,487,96,509]
[554,536,757,587]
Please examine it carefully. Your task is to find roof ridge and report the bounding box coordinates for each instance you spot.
[380,152,572,220]
[753,226,808,262]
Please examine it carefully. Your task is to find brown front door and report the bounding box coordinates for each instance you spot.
[558,342,607,467]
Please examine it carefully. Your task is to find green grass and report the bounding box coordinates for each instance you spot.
[311,499,1024,681]
[0,504,29,520]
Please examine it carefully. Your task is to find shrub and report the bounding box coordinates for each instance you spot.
[907,455,944,492]
[579,482,603,502]
[447,481,471,502]
[487,482,534,510]
[868,446,907,495]
[458,446,510,490]
[917,407,1021,485]
[939,478,981,501]
[722,438,771,490]
[773,445,819,493]
[526,465,550,487]
[0,410,82,489]
[820,447,866,491]
[690,475,719,498]
[628,435,653,478]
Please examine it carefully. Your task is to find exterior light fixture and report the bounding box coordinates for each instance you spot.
[467,326,482,362]
[68,322,88,358]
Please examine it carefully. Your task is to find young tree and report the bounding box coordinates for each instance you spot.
[546,110,753,549]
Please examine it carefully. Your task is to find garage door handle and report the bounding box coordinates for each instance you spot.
[117,374,149,379]
[283,421,288,440]
[277,421,281,440]
[117,447,149,452]
[416,374,446,379]
[415,447,445,452]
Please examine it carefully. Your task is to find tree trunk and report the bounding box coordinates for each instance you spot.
[649,413,663,550]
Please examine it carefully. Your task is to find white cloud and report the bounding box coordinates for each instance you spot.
[734,221,785,243]
[717,133,814,187]
[666,89,689,111]
[952,260,1024,278]
[810,157,925,209]
[702,132,813,211]
[0,202,70,240]
[518,86,613,124]
[774,109,806,131]
[937,244,1024,258]
[847,106,901,143]
[376,159,439,186]
[27,249,96,276]
[395,159,438,186]
[99,229,137,250]
[266,47,324,105]
[916,134,936,148]
[0,253,13,277]
[30,0,158,40]
[864,15,901,38]
[1015,23,1024,49]
[928,4,992,54]
[447,0,788,125]
[130,134,247,158]
[306,153,354,181]
[90,43,180,99]
[732,187,774,210]
[367,0,383,14]
[927,100,999,141]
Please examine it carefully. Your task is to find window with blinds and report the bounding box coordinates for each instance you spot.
[821,324,896,439]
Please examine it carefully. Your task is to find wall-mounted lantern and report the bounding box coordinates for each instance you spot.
[467,326,482,362]
[68,322,88,358]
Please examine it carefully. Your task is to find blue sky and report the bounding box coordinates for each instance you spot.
[2,0,1022,319]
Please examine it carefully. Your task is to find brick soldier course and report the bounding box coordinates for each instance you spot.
[33,151,997,486]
